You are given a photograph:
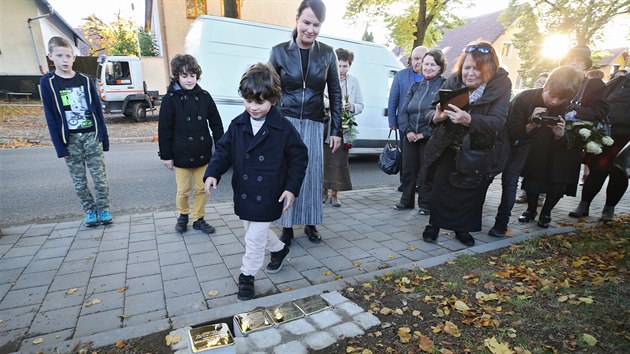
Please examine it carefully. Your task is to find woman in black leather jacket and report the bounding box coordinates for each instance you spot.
[269,0,342,245]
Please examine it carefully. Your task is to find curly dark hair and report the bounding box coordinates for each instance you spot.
[170,54,202,83]
[239,63,282,104]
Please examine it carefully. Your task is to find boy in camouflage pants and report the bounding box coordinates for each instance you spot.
[40,37,112,227]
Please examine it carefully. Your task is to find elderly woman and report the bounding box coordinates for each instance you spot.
[422,41,512,246]
[323,48,363,207]
[393,50,447,214]
[269,0,342,245]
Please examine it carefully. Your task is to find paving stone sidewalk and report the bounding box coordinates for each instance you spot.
[0,181,627,353]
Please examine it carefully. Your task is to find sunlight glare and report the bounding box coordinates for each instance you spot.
[541,34,571,59]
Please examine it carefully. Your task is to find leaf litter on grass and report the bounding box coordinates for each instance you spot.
[314,215,630,353]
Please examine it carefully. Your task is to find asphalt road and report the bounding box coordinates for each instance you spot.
[0,143,399,227]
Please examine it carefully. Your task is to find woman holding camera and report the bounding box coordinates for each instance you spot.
[519,45,608,228]
[488,66,583,237]
[421,41,511,246]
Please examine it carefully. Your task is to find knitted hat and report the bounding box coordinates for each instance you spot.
[559,45,593,69]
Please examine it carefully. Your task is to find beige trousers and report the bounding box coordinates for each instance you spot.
[175,164,207,220]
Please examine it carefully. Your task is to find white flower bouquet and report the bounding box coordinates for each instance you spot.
[564,110,614,155]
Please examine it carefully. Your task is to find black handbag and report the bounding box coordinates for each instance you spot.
[449,134,494,189]
[614,141,630,178]
[378,130,401,175]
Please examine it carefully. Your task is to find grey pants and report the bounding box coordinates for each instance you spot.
[65,132,110,213]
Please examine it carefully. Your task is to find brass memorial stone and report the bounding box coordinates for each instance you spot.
[233,309,272,336]
[188,323,234,353]
[293,295,331,315]
[264,302,304,325]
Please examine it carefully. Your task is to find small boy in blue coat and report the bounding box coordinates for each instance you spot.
[204,63,308,301]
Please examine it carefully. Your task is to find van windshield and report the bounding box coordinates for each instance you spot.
[105,61,132,86]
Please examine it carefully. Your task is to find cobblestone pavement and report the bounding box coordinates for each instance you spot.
[0,181,627,353]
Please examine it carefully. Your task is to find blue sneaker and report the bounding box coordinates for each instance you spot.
[85,210,99,227]
[99,210,113,225]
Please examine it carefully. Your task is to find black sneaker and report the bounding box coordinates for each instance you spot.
[422,225,439,243]
[193,218,216,234]
[266,245,290,273]
[237,273,255,301]
[455,231,475,246]
[175,214,188,233]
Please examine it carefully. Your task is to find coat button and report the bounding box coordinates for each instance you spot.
[198,116,202,120]
[189,137,193,141]
[181,97,184,101]
[245,153,250,159]
[190,158,194,161]
[186,116,191,121]
[257,176,263,182]
[258,155,264,161]
[200,155,204,159]
[242,174,248,180]
[184,95,188,100]
[200,136,204,140]
[195,97,199,100]
[256,195,262,201]
[241,194,247,199]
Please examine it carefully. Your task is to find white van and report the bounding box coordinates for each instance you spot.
[185,15,403,155]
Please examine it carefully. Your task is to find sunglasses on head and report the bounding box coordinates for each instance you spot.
[464,45,492,54]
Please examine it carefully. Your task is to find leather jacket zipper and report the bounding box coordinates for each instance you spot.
[299,48,310,120]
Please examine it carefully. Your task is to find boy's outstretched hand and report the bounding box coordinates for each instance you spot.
[204,177,218,197]
[162,159,174,170]
[279,191,296,212]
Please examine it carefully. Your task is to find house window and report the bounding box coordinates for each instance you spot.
[222,0,241,19]
[187,0,207,19]
[501,42,513,58]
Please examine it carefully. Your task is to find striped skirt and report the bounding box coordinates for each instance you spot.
[276,117,324,227]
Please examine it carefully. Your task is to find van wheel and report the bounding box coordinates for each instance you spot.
[131,103,146,122]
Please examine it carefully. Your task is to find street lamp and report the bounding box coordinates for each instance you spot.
[131,3,141,58]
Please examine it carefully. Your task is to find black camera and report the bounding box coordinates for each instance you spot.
[531,113,561,126]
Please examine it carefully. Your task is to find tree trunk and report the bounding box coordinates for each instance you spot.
[413,0,428,49]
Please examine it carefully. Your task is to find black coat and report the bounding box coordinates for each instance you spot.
[521,78,609,195]
[158,83,224,168]
[204,106,308,222]
[269,39,343,138]
[424,67,512,174]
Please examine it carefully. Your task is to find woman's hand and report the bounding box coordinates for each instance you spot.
[433,105,449,124]
[162,159,174,170]
[204,177,218,197]
[445,104,472,126]
[550,117,566,139]
[343,102,353,112]
[330,136,342,153]
[406,132,423,142]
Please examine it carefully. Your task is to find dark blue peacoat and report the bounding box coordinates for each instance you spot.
[203,105,308,222]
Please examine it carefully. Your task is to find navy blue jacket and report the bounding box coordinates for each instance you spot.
[158,82,224,168]
[204,105,308,222]
[40,71,109,158]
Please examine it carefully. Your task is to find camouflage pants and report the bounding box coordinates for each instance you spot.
[65,132,110,213]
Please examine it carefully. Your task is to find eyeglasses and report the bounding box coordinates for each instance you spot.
[464,45,492,54]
